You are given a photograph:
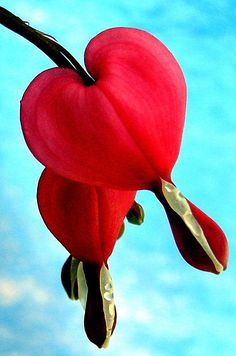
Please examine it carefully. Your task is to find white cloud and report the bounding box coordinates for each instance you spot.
[158,271,182,286]
[119,349,155,356]
[0,325,13,339]
[0,279,20,305]
[14,3,48,25]
[118,294,153,324]
[0,276,50,306]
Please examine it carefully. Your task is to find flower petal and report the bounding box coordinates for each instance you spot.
[20,27,186,190]
[79,262,117,348]
[37,168,136,264]
[157,179,228,273]
[61,257,116,348]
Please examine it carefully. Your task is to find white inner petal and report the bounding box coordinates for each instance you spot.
[100,264,116,348]
[70,257,80,300]
[161,179,223,273]
[77,262,88,309]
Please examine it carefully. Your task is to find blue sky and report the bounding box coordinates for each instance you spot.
[1,1,236,355]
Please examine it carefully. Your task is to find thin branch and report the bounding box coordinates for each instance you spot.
[0,6,94,86]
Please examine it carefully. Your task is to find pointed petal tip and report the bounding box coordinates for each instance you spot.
[187,200,228,274]
[158,179,228,274]
[83,263,116,348]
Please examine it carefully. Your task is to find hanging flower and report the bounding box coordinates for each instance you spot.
[21,27,228,274]
[20,27,185,190]
[0,6,230,350]
[37,168,136,348]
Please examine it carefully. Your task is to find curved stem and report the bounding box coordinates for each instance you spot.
[0,6,94,86]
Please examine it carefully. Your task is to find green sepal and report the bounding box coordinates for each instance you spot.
[126,201,144,225]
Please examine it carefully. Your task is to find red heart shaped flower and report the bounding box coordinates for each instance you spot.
[21,27,186,190]
[21,27,228,274]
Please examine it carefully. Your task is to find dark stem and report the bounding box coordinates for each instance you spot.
[0,6,94,86]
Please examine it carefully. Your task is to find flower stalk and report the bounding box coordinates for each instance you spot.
[0,6,94,85]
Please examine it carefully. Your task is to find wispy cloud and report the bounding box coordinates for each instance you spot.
[0,276,50,306]
[14,3,49,25]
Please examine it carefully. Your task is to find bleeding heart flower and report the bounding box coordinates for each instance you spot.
[37,168,136,348]
[21,27,228,274]
[20,27,185,190]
